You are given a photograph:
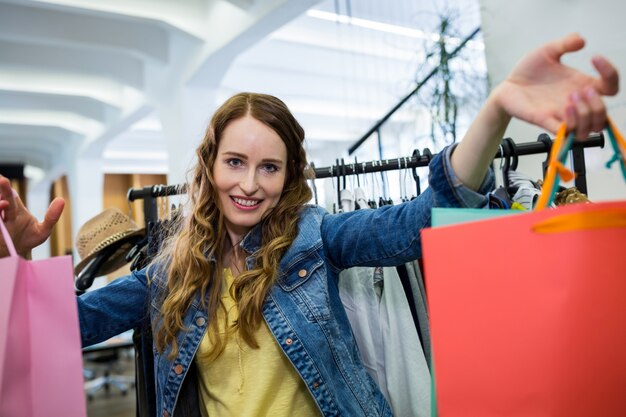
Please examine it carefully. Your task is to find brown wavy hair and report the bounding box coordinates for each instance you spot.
[152,92,312,361]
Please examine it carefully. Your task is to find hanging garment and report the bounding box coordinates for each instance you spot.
[403,260,432,369]
[354,187,369,211]
[337,191,430,416]
[507,170,542,210]
[339,266,431,417]
[340,189,355,212]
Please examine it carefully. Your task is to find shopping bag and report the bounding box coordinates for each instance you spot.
[431,207,521,227]
[422,120,626,417]
[0,218,87,417]
[423,201,626,416]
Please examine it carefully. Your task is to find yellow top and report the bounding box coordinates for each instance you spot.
[195,269,320,417]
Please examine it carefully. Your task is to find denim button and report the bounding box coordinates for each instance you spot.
[313,382,320,389]
[196,317,206,326]
[298,269,307,278]
[163,411,169,417]
[174,364,184,375]
[285,338,293,345]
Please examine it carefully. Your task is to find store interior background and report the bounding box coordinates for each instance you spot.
[1,0,625,264]
[1,0,625,414]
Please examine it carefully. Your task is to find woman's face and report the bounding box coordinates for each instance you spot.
[213,115,288,242]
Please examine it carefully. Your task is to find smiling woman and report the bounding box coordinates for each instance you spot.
[0,34,620,417]
[213,116,288,245]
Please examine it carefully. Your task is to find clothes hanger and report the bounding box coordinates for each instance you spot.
[309,162,319,205]
[75,242,124,292]
[365,162,377,208]
[403,157,411,202]
[353,158,368,210]
[335,159,342,213]
[382,161,393,205]
[537,133,553,179]
[397,157,409,203]
[411,149,421,198]
[500,138,512,190]
[422,148,433,163]
[329,163,337,213]
[501,137,519,195]
[339,158,356,212]
[376,161,387,207]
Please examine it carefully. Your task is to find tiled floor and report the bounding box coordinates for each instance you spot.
[84,349,136,417]
[87,391,135,417]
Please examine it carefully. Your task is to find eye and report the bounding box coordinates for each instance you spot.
[261,163,279,173]
[225,158,243,168]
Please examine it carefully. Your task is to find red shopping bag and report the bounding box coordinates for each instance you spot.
[0,219,87,417]
[422,200,626,417]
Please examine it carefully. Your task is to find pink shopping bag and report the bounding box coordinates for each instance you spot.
[0,218,86,417]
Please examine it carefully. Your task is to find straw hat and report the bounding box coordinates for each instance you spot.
[74,208,145,276]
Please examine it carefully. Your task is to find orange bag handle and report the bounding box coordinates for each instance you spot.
[533,207,626,233]
[534,123,575,210]
[535,118,626,210]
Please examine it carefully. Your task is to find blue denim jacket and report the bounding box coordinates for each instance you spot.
[77,145,494,417]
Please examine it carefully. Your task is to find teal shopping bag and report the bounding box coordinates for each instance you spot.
[431,207,522,227]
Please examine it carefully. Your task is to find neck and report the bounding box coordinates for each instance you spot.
[223,234,246,276]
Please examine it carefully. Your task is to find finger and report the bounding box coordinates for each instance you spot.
[571,91,591,140]
[544,33,585,61]
[592,55,619,96]
[0,175,11,199]
[0,176,17,220]
[582,87,607,133]
[565,104,577,134]
[40,197,65,235]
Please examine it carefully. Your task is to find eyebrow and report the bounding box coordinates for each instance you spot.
[221,151,284,165]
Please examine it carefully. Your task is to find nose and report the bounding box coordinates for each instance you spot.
[239,170,259,195]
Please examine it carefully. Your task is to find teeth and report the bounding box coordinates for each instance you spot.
[233,197,260,207]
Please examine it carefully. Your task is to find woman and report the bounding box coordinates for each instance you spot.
[0,34,619,417]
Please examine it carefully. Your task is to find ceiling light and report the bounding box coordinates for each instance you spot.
[306,9,484,51]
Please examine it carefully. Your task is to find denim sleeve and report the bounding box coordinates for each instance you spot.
[432,143,495,208]
[321,144,495,270]
[77,267,151,347]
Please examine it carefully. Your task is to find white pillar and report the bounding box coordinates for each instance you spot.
[26,181,52,260]
[158,86,219,185]
[66,153,104,262]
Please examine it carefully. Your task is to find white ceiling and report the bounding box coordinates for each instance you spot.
[0,0,486,186]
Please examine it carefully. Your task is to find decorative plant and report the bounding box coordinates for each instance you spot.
[413,6,489,148]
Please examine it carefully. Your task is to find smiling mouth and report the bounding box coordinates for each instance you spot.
[231,196,262,209]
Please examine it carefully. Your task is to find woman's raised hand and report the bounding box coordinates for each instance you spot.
[492,33,619,139]
[0,175,65,258]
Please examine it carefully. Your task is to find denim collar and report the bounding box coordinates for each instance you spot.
[240,221,264,254]
[237,205,324,273]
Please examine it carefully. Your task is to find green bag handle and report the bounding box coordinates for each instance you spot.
[536,118,626,210]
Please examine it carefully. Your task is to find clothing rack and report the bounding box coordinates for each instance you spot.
[321,133,603,178]
[127,133,604,226]
[317,134,603,194]
[127,184,186,234]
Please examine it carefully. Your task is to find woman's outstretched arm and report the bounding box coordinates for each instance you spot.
[451,33,619,190]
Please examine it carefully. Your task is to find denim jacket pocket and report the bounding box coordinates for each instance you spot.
[276,251,330,322]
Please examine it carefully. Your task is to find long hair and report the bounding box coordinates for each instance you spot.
[152,92,312,361]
